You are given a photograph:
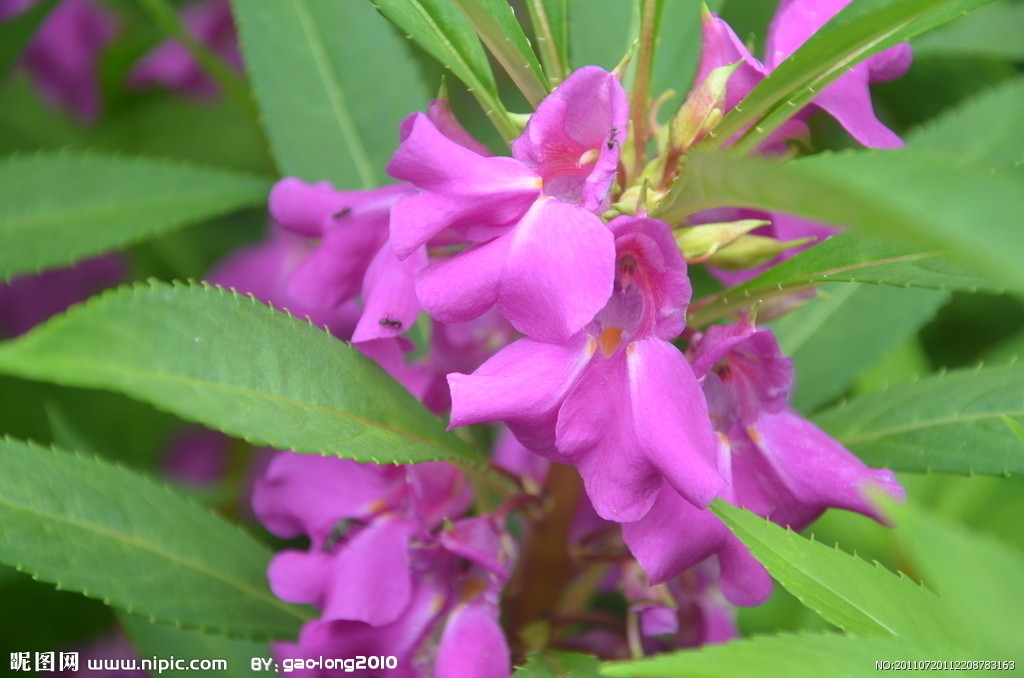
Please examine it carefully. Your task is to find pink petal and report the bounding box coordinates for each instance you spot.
[512,66,629,212]
[435,602,510,678]
[267,550,331,607]
[416,236,511,325]
[499,198,615,342]
[322,518,414,626]
[387,113,540,258]
[629,339,724,508]
[352,243,427,343]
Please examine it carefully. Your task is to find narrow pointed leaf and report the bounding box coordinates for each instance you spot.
[912,0,1024,60]
[517,651,601,677]
[770,284,949,412]
[907,76,1024,170]
[814,365,1024,476]
[690,231,999,327]
[0,0,58,77]
[601,633,959,678]
[119,612,270,676]
[0,152,271,280]
[701,0,997,152]
[0,283,479,465]
[890,501,1024,658]
[525,0,569,84]
[451,0,550,106]
[711,501,954,643]
[657,149,1024,292]
[231,0,427,187]
[373,0,518,141]
[0,438,310,640]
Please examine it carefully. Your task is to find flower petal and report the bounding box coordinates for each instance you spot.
[322,518,414,626]
[416,236,510,325]
[352,243,427,343]
[435,602,510,678]
[499,198,615,342]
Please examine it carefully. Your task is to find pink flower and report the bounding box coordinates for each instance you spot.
[389,67,627,343]
[696,0,912,149]
[449,216,721,522]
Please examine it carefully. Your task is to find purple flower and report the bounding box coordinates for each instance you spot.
[449,216,721,522]
[388,66,627,342]
[6,0,118,122]
[130,0,242,99]
[696,0,911,149]
[692,320,905,530]
[253,452,513,677]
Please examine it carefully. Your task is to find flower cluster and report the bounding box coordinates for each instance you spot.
[206,0,913,669]
[0,0,914,671]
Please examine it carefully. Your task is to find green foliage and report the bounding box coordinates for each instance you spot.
[601,633,952,678]
[710,501,954,642]
[524,0,569,84]
[657,149,1024,292]
[372,0,517,141]
[813,365,1024,475]
[890,500,1024,659]
[770,284,949,412]
[0,282,480,465]
[0,438,310,640]
[517,651,602,677]
[0,0,58,78]
[702,0,997,151]
[451,0,550,106]
[119,612,270,677]
[230,0,427,187]
[907,75,1024,170]
[0,152,271,280]
[912,0,1024,60]
[566,0,635,71]
[689,230,996,327]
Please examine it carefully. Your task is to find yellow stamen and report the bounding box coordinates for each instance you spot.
[598,327,624,357]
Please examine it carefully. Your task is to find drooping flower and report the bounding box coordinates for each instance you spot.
[690,319,904,531]
[130,0,242,99]
[449,216,721,522]
[388,66,627,343]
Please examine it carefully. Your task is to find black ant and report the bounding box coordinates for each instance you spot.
[379,315,403,329]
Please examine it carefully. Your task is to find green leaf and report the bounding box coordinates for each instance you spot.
[451,0,550,106]
[567,0,635,71]
[0,438,309,640]
[0,152,271,280]
[689,231,998,327]
[890,501,1024,659]
[525,0,569,84]
[0,0,58,78]
[648,0,704,118]
[231,0,428,187]
[912,0,1024,60]
[119,612,270,677]
[517,651,602,677]
[600,633,956,678]
[907,76,1024,171]
[769,284,949,412]
[0,282,479,465]
[657,149,1024,292]
[711,501,954,642]
[813,365,1024,476]
[373,0,518,141]
[702,0,998,152]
